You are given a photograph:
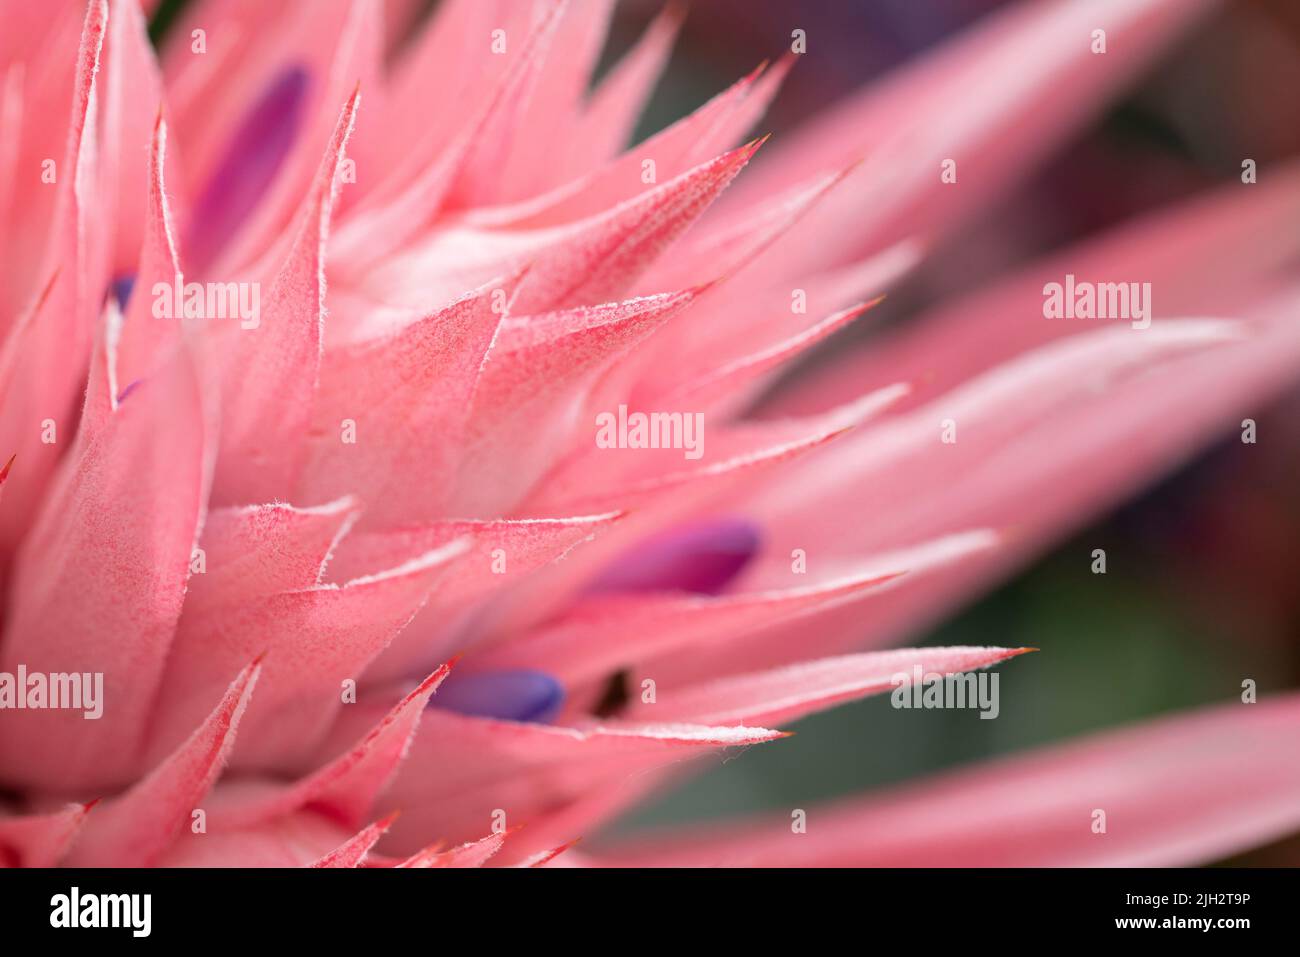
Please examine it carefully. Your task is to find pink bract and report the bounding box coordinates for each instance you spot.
[0,0,1297,868]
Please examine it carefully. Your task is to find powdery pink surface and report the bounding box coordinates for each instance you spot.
[0,0,1297,868]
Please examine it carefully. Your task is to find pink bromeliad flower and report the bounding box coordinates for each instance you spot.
[0,0,1298,869]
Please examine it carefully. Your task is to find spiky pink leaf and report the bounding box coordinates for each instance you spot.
[150,539,466,770]
[0,802,95,868]
[0,321,209,792]
[598,693,1300,867]
[67,658,262,867]
[628,646,1033,727]
[210,89,359,506]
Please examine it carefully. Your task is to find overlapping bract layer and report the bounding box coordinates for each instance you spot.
[1,0,1298,867]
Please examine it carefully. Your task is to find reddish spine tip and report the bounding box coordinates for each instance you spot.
[772,49,800,73]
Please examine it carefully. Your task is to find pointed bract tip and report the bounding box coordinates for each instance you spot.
[691,274,727,297]
[731,135,769,163]
[0,454,15,483]
[770,48,800,75]
[377,809,402,830]
[839,298,885,323]
[662,0,690,22]
[530,836,583,866]
[411,662,457,700]
[502,260,533,289]
[840,153,869,177]
[81,798,102,812]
